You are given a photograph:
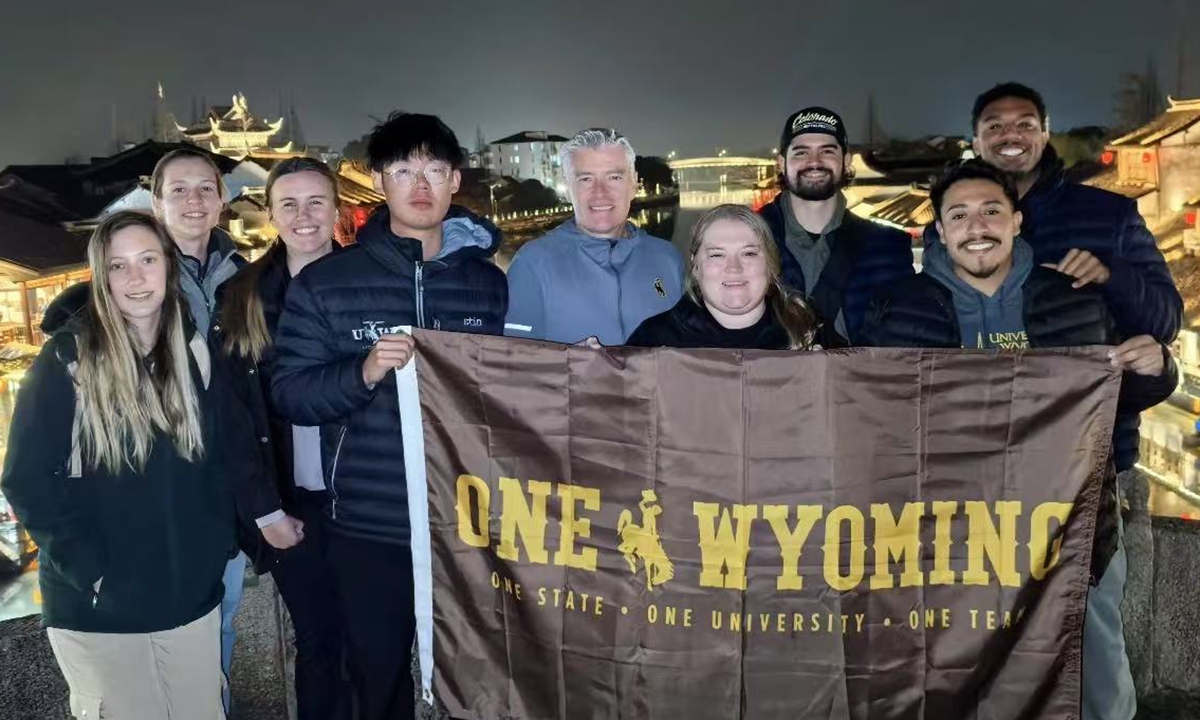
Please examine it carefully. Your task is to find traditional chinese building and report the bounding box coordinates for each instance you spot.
[1088,97,1200,224]
[1083,98,1200,468]
[176,93,295,158]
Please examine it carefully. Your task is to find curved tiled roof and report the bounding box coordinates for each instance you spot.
[1110,97,1200,147]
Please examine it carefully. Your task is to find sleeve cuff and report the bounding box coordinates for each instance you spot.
[255,509,287,529]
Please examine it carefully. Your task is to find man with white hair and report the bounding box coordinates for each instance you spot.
[504,128,684,345]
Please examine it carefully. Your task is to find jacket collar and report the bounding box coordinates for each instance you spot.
[355,204,501,277]
[561,219,645,268]
[1019,144,1067,214]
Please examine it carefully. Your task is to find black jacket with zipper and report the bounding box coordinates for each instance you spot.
[0,321,243,633]
[861,266,1178,582]
[627,296,793,349]
[861,266,1178,473]
[213,241,324,572]
[270,205,508,546]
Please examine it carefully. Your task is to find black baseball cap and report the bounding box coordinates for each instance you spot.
[780,106,848,153]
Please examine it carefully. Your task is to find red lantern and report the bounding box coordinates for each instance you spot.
[1142,152,1154,164]
[352,206,370,228]
[1101,151,1114,165]
[1187,211,1198,226]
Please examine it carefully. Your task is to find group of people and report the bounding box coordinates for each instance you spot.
[0,79,1181,720]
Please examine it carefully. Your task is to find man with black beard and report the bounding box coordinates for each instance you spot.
[759,106,914,345]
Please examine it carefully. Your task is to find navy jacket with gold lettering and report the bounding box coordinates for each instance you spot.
[270,205,507,547]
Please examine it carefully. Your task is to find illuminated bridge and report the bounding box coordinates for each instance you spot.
[668,156,776,192]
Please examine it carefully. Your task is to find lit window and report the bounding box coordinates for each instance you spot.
[512,156,520,164]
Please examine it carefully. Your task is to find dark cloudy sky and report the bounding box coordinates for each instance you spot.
[1,0,1196,164]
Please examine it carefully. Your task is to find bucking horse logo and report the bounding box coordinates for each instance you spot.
[617,490,674,590]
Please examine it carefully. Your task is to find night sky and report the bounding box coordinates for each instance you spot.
[1,0,1196,165]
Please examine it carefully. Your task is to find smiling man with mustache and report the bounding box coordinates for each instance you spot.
[759,106,913,346]
[867,159,1178,720]
[936,83,1182,347]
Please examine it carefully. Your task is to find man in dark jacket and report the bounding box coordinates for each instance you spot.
[271,112,507,720]
[948,83,1183,716]
[865,160,1176,720]
[937,82,1182,344]
[759,106,914,345]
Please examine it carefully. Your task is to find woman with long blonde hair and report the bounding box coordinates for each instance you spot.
[626,203,823,349]
[1,211,239,720]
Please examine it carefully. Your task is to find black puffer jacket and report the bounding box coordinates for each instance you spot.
[862,266,1177,473]
[923,146,1182,343]
[270,205,508,546]
[627,296,792,349]
[862,266,1178,581]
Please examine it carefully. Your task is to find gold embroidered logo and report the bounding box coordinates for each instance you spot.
[618,490,675,589]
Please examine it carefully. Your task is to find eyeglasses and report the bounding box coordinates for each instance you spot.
[383,164,453,187]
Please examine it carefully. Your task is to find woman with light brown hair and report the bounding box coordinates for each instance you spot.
[626,203,823,349]
[1,211,241,719]
[215,156,350,719]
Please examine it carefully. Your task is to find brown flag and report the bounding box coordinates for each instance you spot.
[402,331,1120,720]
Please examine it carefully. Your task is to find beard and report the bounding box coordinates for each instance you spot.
[785,168,841,201]
[955,236,1008,279]
[962,260,1005,280]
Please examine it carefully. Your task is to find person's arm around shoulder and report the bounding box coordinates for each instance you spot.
[1100,204,1183,343]
[270,271,377,426]
[503,248,544,339]
[0,338,103,594]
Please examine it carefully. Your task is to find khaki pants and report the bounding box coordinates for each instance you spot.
[47,607,225,720]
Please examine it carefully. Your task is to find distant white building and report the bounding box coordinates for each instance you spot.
[484,131,569,195]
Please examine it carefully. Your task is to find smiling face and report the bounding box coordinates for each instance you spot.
[692,217,771,328]
[106,223,168,331]
[269,170,337,256]
[778,133,849,201]
[567,145,638,238]
[972,96,1048,177]
[151,157,223,247]
[936,178,1023,284]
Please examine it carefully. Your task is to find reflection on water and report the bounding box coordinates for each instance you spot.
[659,190,780,256]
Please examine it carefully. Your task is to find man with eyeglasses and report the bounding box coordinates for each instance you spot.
[504,127,684,344]
[925,83,1183,720]
[272,111,507,720]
